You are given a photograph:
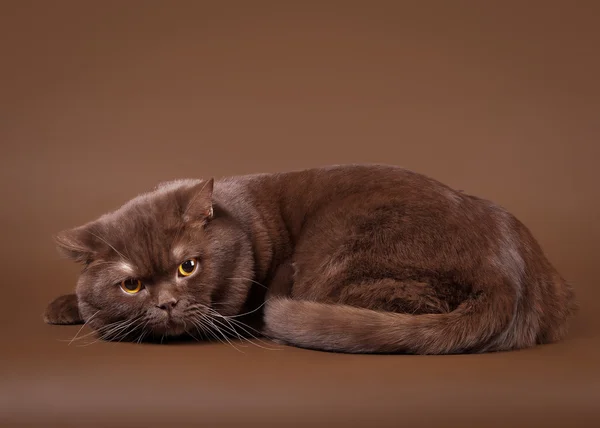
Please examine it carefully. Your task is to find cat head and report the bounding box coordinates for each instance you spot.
[50,178,254,341]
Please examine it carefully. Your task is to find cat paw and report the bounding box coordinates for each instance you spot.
[44,294,83,325]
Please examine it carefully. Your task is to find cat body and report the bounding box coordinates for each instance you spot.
[45,164,577,354]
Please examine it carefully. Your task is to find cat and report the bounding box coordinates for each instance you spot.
[44,164,577,354]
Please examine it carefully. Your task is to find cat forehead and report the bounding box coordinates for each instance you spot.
[118,261,135,274]
[87,260,140,284]
[171,244,183,260]
[94,221,202,273]
[94,248,181,281]
[85,179,210,269]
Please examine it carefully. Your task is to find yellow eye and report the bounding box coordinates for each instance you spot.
[121,279,142,294]
[178,259,197,277]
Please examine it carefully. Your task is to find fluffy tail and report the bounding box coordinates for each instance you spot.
[263,292,519,354]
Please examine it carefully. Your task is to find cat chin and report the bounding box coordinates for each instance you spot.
[146,319,187,337]
[165,325,186,337]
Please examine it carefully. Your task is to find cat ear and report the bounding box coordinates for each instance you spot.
[54,223,100,264]
[183,178,214,224]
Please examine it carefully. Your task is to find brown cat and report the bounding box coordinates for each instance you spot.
[45,164,577,354]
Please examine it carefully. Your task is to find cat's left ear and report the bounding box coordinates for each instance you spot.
[183,178,214,224]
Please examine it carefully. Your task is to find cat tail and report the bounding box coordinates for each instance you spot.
[263,291,520,354]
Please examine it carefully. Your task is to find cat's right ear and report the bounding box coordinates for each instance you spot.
[183,178,215,224]
[54,224,99,264]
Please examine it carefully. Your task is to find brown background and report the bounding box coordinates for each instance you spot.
[1,1,599,427]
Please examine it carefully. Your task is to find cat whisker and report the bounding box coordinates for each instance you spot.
[187,317,210,338]
[196,313,246,352]
[184,297,270,320]
[208,316,249,346]
[183,303,209,313]
[182,302,279,350]
[189,314,245,353]
[63,310,100,345]
[188,318,214,343]
[205,307,281,351]
[213,314,281,351]
[77,315,145,346]
[63,317,126,344]
[185,325,204,343]
[136,321,151,344]
[212,317,265,349]
[225,277,269,290]
[220,317,280,351]
[113,320,144,343]
[75,320,129,347]
[219,297,274,319]
[188,317,225,346]
[141,319,153,342]
[92,321,132,343]
[106,315,144,339]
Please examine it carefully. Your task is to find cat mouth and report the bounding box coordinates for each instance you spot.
[166,319,186,335]
[149,316,186,337]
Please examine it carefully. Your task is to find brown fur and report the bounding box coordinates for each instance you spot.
[45,164,577,353]
[44,294,82,325]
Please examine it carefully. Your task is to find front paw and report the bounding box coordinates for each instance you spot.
[44,294,83,325]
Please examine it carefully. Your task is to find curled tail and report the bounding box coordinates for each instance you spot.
[263,291,521,354]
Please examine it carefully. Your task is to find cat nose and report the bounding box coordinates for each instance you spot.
[156,297,178,312]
